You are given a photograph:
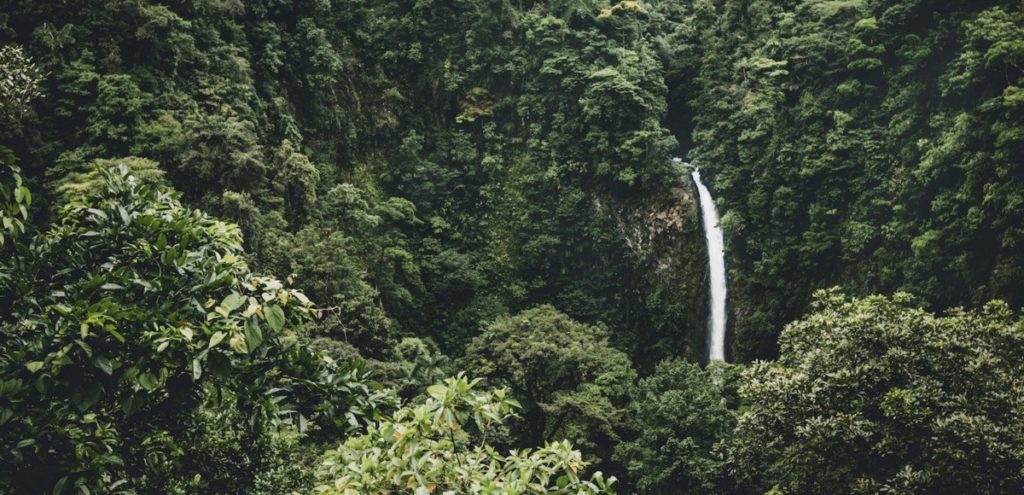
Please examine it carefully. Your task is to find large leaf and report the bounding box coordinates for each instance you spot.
[208,331,227,348]
[244,320,263,351]
[265,304,286,331]
[93,356,114,375]
[426,384,448,401]
[138,372,158,391]
[216,292,245,317]
[71,382,103,411]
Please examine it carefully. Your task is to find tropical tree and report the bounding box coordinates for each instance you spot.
[316,374,616,494]
[726,290,1024,494]
[0,166,359,493]
[614,359,739,494]
[462,306,636,470]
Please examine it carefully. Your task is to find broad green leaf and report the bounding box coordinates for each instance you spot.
[105,327,125,343]
[244,320,263,351]
[208,331,226,348]
[25,361,44,373]
[86,208,107,219]
[427,384,447,401]
[75,339,93,357]
[93,356,114,375]
[220,292,245,312]
[138,372,157,391]
[265,304,286,331]
[118,205,131,225]
[71,382,102,411]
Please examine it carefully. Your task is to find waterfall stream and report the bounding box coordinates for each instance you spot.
[688,166,728,362]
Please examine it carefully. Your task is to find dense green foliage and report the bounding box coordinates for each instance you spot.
[727,291,1024,494]
[0,167,387,493]
[316,375,615,494]
[614,359,739,494]
[2,0,1024,493]
[0,150,30,248]
[463,306,636,472]
[0,44,43,127]
[0,0,705,368]
[674,0,1024,359]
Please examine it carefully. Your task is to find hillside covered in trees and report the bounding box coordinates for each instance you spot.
[1,0,1022,493]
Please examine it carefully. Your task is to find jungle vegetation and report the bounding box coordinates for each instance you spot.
[1,0,1022,493]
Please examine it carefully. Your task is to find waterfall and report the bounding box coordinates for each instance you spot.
[689,166,728,362]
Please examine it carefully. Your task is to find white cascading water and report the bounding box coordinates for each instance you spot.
[690,167,728,362]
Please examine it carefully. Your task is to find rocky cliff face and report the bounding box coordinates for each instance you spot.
[606,176,707,368]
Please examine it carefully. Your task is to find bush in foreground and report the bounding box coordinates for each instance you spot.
[316,375,616,494]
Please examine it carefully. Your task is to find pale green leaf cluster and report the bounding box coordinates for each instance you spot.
[316,375,616,494]
[0,44,44,124]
